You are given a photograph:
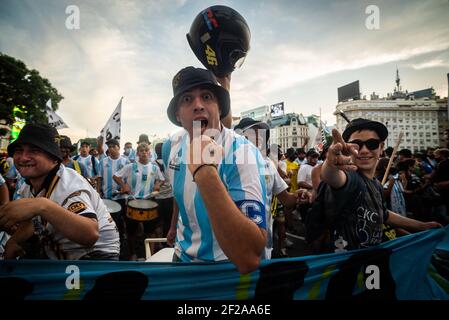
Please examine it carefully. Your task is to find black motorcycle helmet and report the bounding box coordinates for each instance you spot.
[187,5,251,78]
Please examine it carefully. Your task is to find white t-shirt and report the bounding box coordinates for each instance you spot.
[16,165,120,260]
[278,160,287,177]
[297,163,315,188]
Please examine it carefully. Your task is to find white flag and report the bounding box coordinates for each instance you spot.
[313,121,326,152]
[100,97,122,148]
[46,99,68,129]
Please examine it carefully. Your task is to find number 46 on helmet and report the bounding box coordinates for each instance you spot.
[187,5,251,78]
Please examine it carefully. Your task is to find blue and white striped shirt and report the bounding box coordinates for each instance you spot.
[162,127,268,263]
[114,161,164,199]
[74,155,99,178]
[98,156,130,200]
[123,149,137,162]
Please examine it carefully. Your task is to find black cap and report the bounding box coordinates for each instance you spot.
[234,117,270,148]
[106,139,120,147]
[137,134,150,144]
[167,66,230,126]
[8,123,62,161]
[342,118,388,142]
[234,117,269,132]
[306,149,319,158]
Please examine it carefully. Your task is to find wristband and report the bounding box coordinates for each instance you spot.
[192,163,217,182]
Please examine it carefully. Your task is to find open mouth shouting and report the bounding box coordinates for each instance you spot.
[193,118,209,135]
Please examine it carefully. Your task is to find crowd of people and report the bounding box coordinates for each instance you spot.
[0,66,448,275]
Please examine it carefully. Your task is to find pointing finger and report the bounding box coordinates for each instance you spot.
[331,129,345,145]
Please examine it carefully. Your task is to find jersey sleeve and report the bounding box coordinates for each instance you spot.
[162,139,172,169]
[155,165,165,181]
[222,142,267,229]
[271,162,288,195]
[61,190,98,220]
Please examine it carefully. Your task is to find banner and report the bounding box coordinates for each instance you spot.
[46,99,68,129]
[100,97,122,149]
[1,227,449,300]
[270,102,284,118]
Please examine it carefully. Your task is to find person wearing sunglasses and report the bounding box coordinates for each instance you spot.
[316,118,441,253]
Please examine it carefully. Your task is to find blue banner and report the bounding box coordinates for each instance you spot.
[1,227,449,300]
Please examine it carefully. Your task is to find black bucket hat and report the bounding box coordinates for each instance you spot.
[342,118,388,142]
[8,123,62,161]
[167,66,230,126]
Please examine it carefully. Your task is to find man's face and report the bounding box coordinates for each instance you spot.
[80,144,90,157]
[243,127,266,152]
[60,147,71,160]
[298,152,306,160]
[137,148,150,163]
[107,144,120,158]
[348,130,384,173]
[307,155,319,166]
[13,144,57,179]
[124,143,132,155]
[175,87,221,137]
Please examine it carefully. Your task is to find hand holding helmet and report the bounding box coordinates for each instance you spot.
[187,5,251,78]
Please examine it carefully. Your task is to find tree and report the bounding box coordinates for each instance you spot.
[0,52,63,125]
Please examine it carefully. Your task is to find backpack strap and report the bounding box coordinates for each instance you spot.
[91,156,97,176]
[72,160,81,175]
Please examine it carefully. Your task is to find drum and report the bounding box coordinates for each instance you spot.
[103,199,122,219]
[127,199,159,222]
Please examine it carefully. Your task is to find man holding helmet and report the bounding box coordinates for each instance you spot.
[163,66,267,274]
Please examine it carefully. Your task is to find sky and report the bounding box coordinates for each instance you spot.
[1,0,449,146]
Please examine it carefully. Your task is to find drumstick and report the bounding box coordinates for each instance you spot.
[381,131,403,186]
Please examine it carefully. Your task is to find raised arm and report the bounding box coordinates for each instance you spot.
[188,135,266,274]
[216,74,232,128]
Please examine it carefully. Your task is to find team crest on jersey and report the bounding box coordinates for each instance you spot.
[169,150,182,171]
[68,201,87,214]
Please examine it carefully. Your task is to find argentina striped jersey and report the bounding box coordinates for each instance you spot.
[98,156,130,200]
[162,127,268,262]
[75,155,99,178]
[114,161,164,199]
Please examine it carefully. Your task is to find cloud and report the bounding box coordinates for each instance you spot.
[411,59,449,70]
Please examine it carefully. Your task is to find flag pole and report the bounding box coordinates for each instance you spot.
[381,131,404,185]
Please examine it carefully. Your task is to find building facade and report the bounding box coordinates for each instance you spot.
[268,113,309,149]
[335,98,449,152]
[240,105,271,122]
